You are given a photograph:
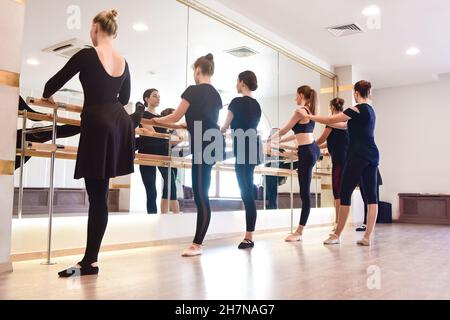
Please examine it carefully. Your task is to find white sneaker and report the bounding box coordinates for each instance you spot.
[285,234,302,242]
[323,234,340,245]
[181,245,203,257]
[357,238,371,246]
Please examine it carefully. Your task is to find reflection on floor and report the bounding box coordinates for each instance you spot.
[1,224,450,300]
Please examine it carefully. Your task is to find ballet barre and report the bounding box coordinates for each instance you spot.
[27,142,78,154]
[26,97,83,113]
[20,111,81,127]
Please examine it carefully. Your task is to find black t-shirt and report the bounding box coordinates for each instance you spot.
[181,84,223,160]
[229,96,262,131]
[343,103,380,165]
[137,111,170,156]
[228,96,262,163]
[326,126,349,165]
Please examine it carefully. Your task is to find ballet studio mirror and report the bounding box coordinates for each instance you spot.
[15,0,335,221]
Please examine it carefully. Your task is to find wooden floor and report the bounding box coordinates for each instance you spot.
[1,223,450,300]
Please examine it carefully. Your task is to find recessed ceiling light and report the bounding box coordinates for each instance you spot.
[362,5,380,16]
[133,23,148,32]
[406,47,420,56]
[26,59,40,65]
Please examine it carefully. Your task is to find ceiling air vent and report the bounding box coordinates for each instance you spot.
[326,23,364,37]
[225,46,258,58]
[42,38,92,59]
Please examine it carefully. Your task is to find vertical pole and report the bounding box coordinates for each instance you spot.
[167,130,172,212]
[18,110,27,219]
[42,108,57,265]
[290,155,294,234]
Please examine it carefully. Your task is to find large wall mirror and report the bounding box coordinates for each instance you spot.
[14,0,336,220]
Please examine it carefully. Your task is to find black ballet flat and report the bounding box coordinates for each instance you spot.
[130,102,145,129]
[238,239,255,250]
[58,262,99,278]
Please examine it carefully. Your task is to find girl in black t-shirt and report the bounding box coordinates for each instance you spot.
[151,54,222,257]
[315,98,349,231]
[221,71,262,250]
[137,89,179,214]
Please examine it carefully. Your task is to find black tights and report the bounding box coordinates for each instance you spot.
[139,165,177,214]
[297,143,320,226]
[192,163,213,245]
[236,164,257,232]
[80,178,110,265]
[360,178,380,225]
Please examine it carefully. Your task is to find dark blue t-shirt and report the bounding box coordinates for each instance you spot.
[343,103,379,165]
[326,126,349,165]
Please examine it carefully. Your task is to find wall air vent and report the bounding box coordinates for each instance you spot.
[225,46,258,58]
[42,38,92,59]
[326,23,364,37]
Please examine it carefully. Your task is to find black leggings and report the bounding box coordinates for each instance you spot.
[81,178,110,265]
[340,156,378,206]
[236,164,257,232]
[360,178,380,225]
[139,165,177,214]
[297,143,320,226]
[192,163,213,245]
[331,163,344,200]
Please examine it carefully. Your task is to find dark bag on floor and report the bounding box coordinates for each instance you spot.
[377,201,392,223]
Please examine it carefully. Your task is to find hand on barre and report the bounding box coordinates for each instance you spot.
[42,96,55,105]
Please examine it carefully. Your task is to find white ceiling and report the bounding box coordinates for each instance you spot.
[218,0,450,89]
[20,0,319,108]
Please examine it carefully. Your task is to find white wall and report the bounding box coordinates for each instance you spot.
[373,75,450,219]
[0,0,25,271]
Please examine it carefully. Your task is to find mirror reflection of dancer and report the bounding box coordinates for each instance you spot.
[137,89,179,214]
[221,71,261,250]
[315,98,349,232]
[150,54,222,257]
[42,9,137,277]
[269,86,320,242]
[304,81,380,246]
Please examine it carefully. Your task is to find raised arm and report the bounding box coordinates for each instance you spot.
[220,110,234,133]
[307,112,350,125]
[327,121,348,130]
[269,111,303,141]
[153,99,190,125]
[43,49,85,99]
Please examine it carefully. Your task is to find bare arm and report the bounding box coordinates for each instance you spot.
[220,111,234,133]
[316,127,332,146]
[153,99,190,125]
[308,113,350,125]
[269,111,303,141]
[327,121,348,130]
[319,142,328,149]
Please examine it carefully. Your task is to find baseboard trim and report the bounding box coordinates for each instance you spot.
[0,262,13,274]
[11,224,333,262]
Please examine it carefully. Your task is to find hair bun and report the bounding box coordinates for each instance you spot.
[108,9,119,19]
[205,53,214,61]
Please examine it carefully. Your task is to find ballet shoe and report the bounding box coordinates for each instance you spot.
[58,261,99,278]
[181,245,203,257]
[357,238,371,246]
[285,233,302,242]
[130,102,145,129]
[238,239,254,249]
[323,234,340,245]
